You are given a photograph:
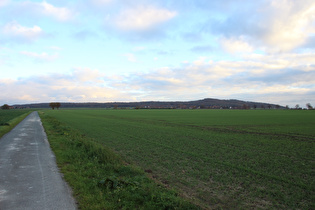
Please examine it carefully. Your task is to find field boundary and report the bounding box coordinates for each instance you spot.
[0,111,32,139]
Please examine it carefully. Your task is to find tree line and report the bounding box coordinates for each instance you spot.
[2,101,314,110]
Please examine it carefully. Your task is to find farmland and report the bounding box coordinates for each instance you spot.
[0,109,31,138]
[41,109,315,209]
[0,109,30,126]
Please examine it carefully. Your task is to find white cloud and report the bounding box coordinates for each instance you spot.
[1,53,314,107]
[2,21,43,42]
[221,37,254,54]
[113,5,177,31]
[16,1,74,21]
[40,1,73,21]
[0,0,9,7]
[20,51,58,62]
[72,68,104,83]
[262,0,315,52]
[111,52,315,106]
[91,0,113,6]
[209,0,315,52]
[0,69,134,104]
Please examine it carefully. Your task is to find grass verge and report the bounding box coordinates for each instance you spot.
[39,111,198,209]
[0,111,32,138]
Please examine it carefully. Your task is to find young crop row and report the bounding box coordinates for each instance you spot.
[39,112,198,209]
[0,110,30,125]
[95,117,313,208]
[0,110,31,138]
[43,109,315,209]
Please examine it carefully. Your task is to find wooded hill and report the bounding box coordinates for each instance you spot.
[13,98,284,109]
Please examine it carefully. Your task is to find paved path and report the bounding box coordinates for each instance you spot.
[0,111,77,210]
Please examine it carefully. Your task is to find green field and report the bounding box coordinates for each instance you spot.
[0,109,31,138]
[42,109,315,209]
[0,109,30,125]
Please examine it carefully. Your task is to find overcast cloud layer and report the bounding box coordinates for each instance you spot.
[1,0,315,107]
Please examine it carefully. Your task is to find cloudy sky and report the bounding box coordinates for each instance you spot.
[1,0,315,107]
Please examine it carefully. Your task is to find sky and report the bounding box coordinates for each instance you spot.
[0,0,315,108]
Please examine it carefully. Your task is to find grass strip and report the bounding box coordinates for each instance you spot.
[0,111,32,138]
[39,112,199,210]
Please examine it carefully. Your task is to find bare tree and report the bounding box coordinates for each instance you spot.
[306,103,313,110]
[295,104,300,109]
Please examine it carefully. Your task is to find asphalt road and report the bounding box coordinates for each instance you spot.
[0,111,77,210]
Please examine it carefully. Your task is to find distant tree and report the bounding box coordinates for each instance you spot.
[1,104,10,110]
[306,103,313,110]
[49,102,61,110]
[55,102,61,109]
[49,102,55,110]
[295,104,300,109]
[285,105,290,109]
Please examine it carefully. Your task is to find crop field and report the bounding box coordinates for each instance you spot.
[0,109,30,126]
[42,109,315,209]
[0,109,31,138]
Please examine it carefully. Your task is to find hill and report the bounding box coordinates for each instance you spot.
[13,98,284,109]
